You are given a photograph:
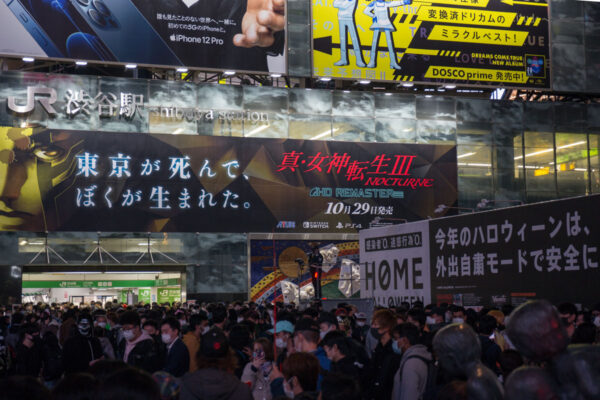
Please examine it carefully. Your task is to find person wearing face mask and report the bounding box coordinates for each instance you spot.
[241,338,275,400]
[267,320,294,368]
[364,309,401,400]
[15,323,43,377]
[557,302,578,338]
[425,307,447,335]
[269,352,320,400]
[293,319,331,383]
[184,313,210,373]
[391,323,432,400]
[318,312,339,342]
[351,312,370,344]
[118,311,162,373]
[451,307,466,324]
[62,314,103,374]
[160,317,189,378]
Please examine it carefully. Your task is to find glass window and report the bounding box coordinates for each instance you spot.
[457,145,492,167]
[416,120,456,144]
[289,89,332,115]
[375,118,416,143]
[590,134,600,192]
[456,98,491,122]
[555,133,588,194]
[242,113,287,138]
[457,121,492,145]
[289,114,332,140]
[416,96,455,121]
[332,91,374,117]
[374,93,415,118]
[332,117,375,142]
[243,86,288,113]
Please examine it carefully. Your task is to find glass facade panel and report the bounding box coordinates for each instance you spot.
[457,121,492,145]
[555,133,588,194]
[416,120,456,144]
[457,145,492,167]
[332,91,374,117]
[289,114,332,139]
[375,118,417,143]
[374,93,415,118]
[590,134,600,193]
[332,117,375,142]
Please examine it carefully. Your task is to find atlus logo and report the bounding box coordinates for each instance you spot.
[277,221,296,229]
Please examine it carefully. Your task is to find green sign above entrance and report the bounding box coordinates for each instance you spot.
[22,279,180,289]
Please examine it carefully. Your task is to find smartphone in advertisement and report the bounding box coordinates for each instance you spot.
[69,0,182,66]
[4,0,62,57]
[4,0,115,61]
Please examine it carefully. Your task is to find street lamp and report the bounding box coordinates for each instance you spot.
[476,199,524,209]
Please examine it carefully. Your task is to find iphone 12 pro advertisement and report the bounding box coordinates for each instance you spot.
[0,0,285,73]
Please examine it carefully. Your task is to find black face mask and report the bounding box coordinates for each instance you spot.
[370,327,382,339]
[560,317,571,327]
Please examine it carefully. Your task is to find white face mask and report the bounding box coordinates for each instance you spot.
[426,316,437,325]
[122,329,135,341]
[356,321,365,327]
[320,331,328,341]
[237,317,244,323]
[452,318,464,324]
[295,341,303,353]
[179,320,187,327]
[201,326,210,335]
[162,333,173,344]
[276,337,287,349]
[594,316,600,327]
[97,322,106,328]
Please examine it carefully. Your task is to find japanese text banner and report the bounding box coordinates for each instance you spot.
[312,0,549,88]
[0,127,457,233]
[429,194,600,307]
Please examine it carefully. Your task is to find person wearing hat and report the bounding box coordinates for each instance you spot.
[307,243,324,300]
[180,328,252,400]
[41,319,63,387]
[15,322,43,377]
[62,314,103,374]
[266,320,294,367]
[351,312,370,344]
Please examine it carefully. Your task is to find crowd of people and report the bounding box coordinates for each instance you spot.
[0,298,599,400]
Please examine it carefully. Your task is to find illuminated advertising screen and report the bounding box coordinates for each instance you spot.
[0,0,285,73]
[0,126,456,232]
[312,0,549,88]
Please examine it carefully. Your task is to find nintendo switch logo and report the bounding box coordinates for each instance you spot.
[180,0,199,7]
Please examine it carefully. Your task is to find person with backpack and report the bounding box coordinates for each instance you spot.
[391,323,434,400]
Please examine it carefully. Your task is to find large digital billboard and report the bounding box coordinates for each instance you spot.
[312,0,550,88]
[0,126,456,233]
[0,0,285,73]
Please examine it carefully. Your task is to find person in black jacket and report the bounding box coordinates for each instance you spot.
[322,331,364,381]
[15,323,43,377]
[41,320,63,387]
[160,317,189,378]
[477,315,502,375]
[62,314,103,374]
[118,311,162,374]
[364,309,401,400]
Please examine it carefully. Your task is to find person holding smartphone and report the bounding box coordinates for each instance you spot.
[241,337,275,400]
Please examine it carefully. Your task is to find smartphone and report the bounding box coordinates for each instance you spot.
[69,0,182,66]
[4,0,62,57]
[4,0,114,60]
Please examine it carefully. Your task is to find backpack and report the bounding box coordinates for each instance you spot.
[401,354,438,400]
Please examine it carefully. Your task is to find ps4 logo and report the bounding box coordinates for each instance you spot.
[7,86,58,116]
[277,221,296,228]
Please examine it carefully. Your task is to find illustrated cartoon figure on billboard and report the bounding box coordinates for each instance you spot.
[364,0,412,69]
[333,0,367,67]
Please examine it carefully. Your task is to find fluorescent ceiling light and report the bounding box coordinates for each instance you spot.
[445,85,456,89]
[514,141,587,160]
[402,82,414,87]
[457,152,475,159]
[223,70,236,75]
[245,124,270,137]
[343,90,350,93]
[75,60,88,66]
[385,93,393,96]
[358,80,371,85]
[319,77,332,82]
[425,94,433,98]
[172,128,184,135]
[125,64,137,69]
[177,67,188,73]
[467,163,492,167]
[311,128,339,140]
[270,73,282,78]
[22,57,35,62]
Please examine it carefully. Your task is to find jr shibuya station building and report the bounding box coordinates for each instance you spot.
[0,0,598,306]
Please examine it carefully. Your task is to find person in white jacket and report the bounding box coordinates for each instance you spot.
[333,0,367,67]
